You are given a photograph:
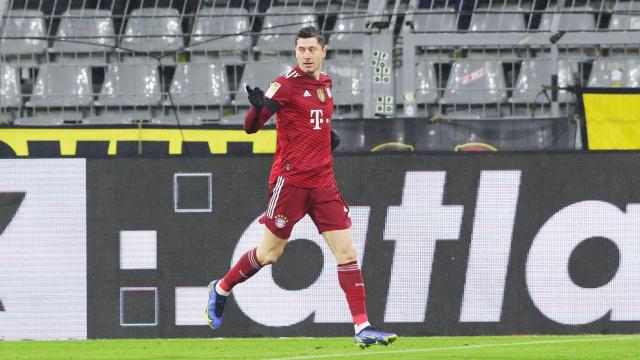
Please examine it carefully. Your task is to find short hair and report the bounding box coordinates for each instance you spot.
[295,26,325,48]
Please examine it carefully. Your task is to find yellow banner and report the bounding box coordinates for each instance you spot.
[583,93,640,150]
[0,128,277,156]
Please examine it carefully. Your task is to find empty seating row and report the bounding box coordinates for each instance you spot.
[408,2,640,32]
[2,55,637,124]
[0,6,368,57]
[406,56,640,106]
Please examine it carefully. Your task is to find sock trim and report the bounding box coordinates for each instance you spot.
[216,281,230,296]
[355,321,371,334]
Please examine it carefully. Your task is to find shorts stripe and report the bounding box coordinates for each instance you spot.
[267,176,285,219]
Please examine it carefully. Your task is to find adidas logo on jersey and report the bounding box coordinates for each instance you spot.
[303,90,312,97]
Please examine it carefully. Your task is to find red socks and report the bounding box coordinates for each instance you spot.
[218,247,263,293]
[338,260,369,326]
[219,252,369,329]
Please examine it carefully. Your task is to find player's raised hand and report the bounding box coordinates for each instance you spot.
[246,85,264,108]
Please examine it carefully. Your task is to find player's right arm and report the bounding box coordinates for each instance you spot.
[243,80,288,134]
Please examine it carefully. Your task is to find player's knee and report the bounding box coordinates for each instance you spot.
[259,248,284,265]
[335,246,357,263]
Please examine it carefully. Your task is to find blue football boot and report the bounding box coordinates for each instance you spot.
[205,280,227,329]
[354,326,398,349]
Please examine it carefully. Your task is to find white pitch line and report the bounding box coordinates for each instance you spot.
[264,335,640,360]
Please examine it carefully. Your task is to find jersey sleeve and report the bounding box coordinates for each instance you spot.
[264,75,290,108]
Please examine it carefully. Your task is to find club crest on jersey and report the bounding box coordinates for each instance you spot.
[274,214,288,229]
[317,88,326,102]
[265,82,281,98]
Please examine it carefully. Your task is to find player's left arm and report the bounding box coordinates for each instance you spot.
[244,85,281,134]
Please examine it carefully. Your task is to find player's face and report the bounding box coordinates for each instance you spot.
[295,37,327,79]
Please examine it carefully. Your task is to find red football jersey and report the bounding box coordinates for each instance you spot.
[264,65,335,188]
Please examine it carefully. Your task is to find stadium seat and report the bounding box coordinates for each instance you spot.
[15,63,92,126]
[235,59,293,106]
[0,10,48,57]
[410,8,457,33]
[538,6,596,31]
[325,59,363,106]
[167,59,230,105]
[0,64,21,122]
[120,8,184,53]
[26,64,93,107]
[414,59,439,104]
[328,12,368,51]
[510,59,576,103]
[588,58,640,88]
[509,58,576,117]
[609,1,640,31]
[0,64,22,108]
[439,59,508,118]
[188,7,252,53]
[86,58,161,124]
[94,58,161,107]
[468,5,526,32]
[254,6,318,52]
[154,58,227,125]
[396,59,439,109]
[49,9,116,58]
[326,10,367,111]
[441,59,507,105]
[406,7,458,61]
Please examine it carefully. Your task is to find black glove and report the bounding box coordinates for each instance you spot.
[330,130,340,151]
[246,85,264,108]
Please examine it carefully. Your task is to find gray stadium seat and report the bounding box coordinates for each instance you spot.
[414,60,440,104]
[49,9,115,55]
[188,7,252,52]
[539,6,596,31]
[441,59,507,105]
[328,12,368,50]
[94,58,162,107]
[410,8,457,33]
[609,1,640,30]
[0,64,21,108]
[167,60,230,105]
[326,10,368,113]
[120,8,184,53]
[26,64,93,107]
[254,6,318,52]
[396,59,439,108]
[407,8,458,61]
[588,58,640,88]
[0,10,48,56]
[468,5,526,32]
[325,58,363,106]
[510,59,576,103]
[235,59,293,106]
[16,64,92,126]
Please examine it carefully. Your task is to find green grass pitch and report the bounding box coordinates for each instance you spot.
[1,335,639,359]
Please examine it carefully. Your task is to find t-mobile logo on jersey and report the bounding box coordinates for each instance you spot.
[310,109,330,130]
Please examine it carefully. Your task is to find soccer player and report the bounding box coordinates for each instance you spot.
[206,26,397,348]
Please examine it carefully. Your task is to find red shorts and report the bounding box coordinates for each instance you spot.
[259,176,352,239]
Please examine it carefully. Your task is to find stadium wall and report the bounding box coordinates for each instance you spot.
[1,154,639,339]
